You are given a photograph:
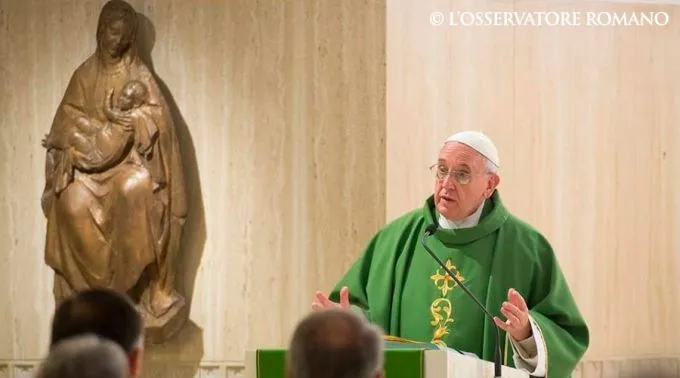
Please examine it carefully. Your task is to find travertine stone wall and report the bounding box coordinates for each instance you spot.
[2,0,680,377]
[0,0,385,376]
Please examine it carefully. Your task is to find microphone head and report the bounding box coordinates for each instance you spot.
[424,224,438,236]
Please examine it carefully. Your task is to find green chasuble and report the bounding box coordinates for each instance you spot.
[329,190,589,377]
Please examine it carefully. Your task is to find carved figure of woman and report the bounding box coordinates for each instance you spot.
[41,0,187,320]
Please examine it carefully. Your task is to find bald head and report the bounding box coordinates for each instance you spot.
[35,334,128,378]
[287,309,384,378]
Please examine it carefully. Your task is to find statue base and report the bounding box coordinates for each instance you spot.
[138,290,188,345]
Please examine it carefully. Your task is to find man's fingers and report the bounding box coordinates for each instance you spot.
[339,286,350,308]
[501,306,520,326]
[314,288,350,309]
[502,302,525,321]
[508,288,529,312]
[493,316,510,332]
[311,302,324,311]
[315,291,332,307]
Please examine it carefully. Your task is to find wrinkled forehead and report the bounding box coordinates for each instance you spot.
[437,142,485,168]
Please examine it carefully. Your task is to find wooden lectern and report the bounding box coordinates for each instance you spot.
[246,339,529,378]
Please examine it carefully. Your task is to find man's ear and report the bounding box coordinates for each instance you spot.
[128,346,144,378]
[486,173,500,197]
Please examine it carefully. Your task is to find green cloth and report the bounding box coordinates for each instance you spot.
[329,190,589,377]
[384,340,443,350]
[255,348,424,378]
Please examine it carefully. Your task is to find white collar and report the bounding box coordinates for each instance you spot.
[438,199,486,230]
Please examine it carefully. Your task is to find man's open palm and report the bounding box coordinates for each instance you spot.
[493,288,532,341]
[312,286,350,311]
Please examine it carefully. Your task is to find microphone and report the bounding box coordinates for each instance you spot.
[422,224,503,378]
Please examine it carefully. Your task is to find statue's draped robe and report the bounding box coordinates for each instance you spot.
[42,51,187,300]
[330,190,589,377]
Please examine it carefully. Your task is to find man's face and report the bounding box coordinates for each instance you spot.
[433,142,498,221]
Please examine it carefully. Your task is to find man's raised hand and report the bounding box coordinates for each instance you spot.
[493,288,532,341]
[312,286,350,311]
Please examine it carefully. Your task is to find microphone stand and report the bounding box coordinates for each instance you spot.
[422,228,503,378]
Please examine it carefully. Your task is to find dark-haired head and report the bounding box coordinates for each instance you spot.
[50,288,144,378]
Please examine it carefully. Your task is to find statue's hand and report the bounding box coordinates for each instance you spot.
[114,114,133,131]
[106,108,132,126]
[41,134,52,149]
[107,108,133,131]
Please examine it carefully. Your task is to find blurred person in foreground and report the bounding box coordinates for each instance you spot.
[49,288,144,378]
[287,308,384,378]
[35,334,128,378]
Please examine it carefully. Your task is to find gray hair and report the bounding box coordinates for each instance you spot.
[287,309,384,378]
[484,156,498,174]
[35,334,128,378]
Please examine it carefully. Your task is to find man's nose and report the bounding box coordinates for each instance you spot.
[440,174,456,188]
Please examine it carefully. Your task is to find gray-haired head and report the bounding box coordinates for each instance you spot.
[287,309,384,378]
[35,334,128,378]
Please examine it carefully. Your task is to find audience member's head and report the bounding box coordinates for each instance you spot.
[287,309,384,378]
[50,288,144,378]
[35,334,128,378]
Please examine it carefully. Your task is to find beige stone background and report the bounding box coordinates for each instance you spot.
[0,0,678,377]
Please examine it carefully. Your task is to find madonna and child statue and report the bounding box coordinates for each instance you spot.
[40,0,188,343]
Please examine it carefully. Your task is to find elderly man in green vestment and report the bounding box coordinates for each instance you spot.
[312,131,589,377]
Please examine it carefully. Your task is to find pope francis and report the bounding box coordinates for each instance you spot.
[312,131,589,377]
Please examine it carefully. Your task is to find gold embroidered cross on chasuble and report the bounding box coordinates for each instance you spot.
[429,259,465,347]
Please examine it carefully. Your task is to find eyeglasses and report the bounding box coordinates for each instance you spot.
[429,164,472,185]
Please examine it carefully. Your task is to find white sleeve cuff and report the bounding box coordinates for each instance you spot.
[510,315,547,377]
